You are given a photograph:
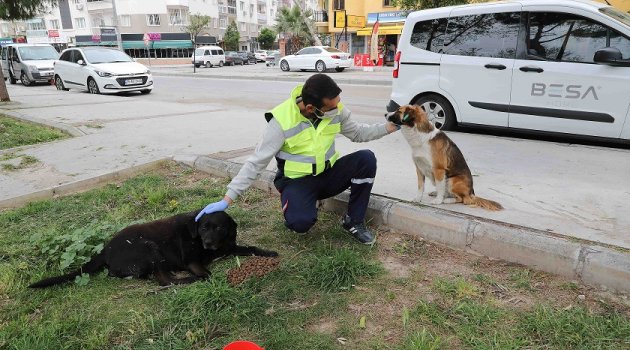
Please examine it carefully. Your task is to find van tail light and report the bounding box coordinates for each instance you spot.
[331,55,341,59]
[393,51,401,78]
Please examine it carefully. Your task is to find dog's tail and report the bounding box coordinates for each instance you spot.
[28,252,106,288]
[464,195,503,211]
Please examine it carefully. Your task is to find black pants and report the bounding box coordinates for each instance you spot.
[276,150,377,233]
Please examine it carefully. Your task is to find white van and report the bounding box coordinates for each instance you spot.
[388,0,630,141]
[192,45,225,68]
[1,43,59,86]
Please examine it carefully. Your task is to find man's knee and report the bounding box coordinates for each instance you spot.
[285,217,316,233]
[356,149,377,172]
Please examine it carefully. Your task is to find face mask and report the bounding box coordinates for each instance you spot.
[313,106,340,119]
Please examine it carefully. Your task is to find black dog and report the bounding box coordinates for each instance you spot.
[29,211,278,288]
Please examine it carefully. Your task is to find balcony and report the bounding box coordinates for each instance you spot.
[257,13,267,23]
[86,0,112,11]
[313,10,328,23]
[166,0,189,6]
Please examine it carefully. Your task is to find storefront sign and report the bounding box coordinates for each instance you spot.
[91,34,101,42]
[47,30,59,38]
[346,15,366,28]
[334,10,346,28]
[353,54,383,67]
[367,11,407,24]
[147,32,161,41]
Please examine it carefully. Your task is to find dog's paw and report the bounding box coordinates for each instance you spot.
[413,194,423,203]
[431,198,444,205]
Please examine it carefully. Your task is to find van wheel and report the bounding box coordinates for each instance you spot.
[55,75,69,91]
[20,72,32,86]
[205,61,212,68]
[87,77,100,94]
[219,61,224,67]
[280,60,290,72]
[315,60,326,72]
[414,94,456,130]
[335,68,345,72]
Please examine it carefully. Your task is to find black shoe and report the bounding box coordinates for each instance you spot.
[342,215,376,245]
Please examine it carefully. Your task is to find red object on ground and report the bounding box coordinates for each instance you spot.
[223,340,264,350]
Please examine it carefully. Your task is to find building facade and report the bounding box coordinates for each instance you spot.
[0,0,287,57]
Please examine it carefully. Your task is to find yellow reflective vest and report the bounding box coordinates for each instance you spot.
[265,85,342,179]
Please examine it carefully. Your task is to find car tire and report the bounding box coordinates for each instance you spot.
[140,89,151,94]
[194,64,200,68]
[335,68,345,72]
[219,61,224,67]
[205,61,212,68]
[240,61,244,66]
[315,60,326,73]
[280,60,290,72]
[9,72,16,84]
[55,75,69,91]
[87,77,100,94]
[413,94,457,130]
[20,71,32,86]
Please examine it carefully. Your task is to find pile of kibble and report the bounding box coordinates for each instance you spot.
[227,256,281,286]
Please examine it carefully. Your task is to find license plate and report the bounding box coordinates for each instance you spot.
[125,78,143,85]
[341,57,348,60]
[42,72,53,76]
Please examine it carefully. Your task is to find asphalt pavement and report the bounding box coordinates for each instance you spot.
[0,70,628,292]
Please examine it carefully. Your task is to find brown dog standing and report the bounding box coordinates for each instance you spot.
[387,105,502,211]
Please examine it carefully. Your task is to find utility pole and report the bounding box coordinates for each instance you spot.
[111,0,123,50]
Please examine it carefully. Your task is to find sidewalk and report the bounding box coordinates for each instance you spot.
[0,80,628,292]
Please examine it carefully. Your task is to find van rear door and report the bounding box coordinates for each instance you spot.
[439,4,522,127]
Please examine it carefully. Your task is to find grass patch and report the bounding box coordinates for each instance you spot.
[0,163,629,349]
[0,115,68,150]
[1,154,39,171]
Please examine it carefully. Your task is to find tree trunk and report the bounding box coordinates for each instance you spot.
[0,68,10,102]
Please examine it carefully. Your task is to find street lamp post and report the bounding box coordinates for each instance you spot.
[110,0,123,50]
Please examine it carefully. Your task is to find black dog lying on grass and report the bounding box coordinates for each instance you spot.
[29,211,278,288]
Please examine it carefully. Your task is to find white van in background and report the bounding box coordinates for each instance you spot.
[192,45,225,68]
[1,43,59,86]
[388,0,630,141]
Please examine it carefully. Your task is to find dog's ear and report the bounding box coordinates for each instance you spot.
[188,212,200,238]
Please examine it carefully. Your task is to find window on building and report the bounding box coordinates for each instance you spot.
[240,22,246,31]
[49,19,60,30]
[220,18,227,28]
[92,16,105,27]
[27,19,46,31]
[383,0,393,6]
[334,0,344,10]
[169,9,186,25]
[250,4,254,16]
[227,0,237,14]
[213,17,218,28]
[74,0,81,4]
[119,15,131,27]
[240,1,245,10]
[147,14,161,26]
[75,17,86,29]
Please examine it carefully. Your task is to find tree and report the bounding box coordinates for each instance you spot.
[223,20,240,51]
[275,6,315,54]
[291,0,321,46]
[392,0,468,11]
[258,28,276,50]
[183,14,211,73]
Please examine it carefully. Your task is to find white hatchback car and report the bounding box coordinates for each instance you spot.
[54,47,153,94]
[279,46,351,73]
[388,0,630,141]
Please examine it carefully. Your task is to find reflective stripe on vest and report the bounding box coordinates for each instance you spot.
[267,85,342,179]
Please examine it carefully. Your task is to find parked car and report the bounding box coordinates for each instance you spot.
[1,43,59,86]
[388,0,630,142]
[254,50,268,62]
[54,47,153,94]
[192,45,225,68]
[266,50,280,66]
[225,51,244,66]
[279,46,351,73]
[237,51,257,64]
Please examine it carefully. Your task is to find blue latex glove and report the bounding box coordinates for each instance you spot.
[195,199,229,222]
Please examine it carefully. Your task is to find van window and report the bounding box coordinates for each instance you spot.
[527,12,630,63]
[211,49,218,55]
[218,49,224,55]
[17,46,58,60]
[410,18,448,53]
[204,50,210,55]
[443,12,521,58]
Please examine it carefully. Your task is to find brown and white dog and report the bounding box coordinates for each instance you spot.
[387,105,502,211]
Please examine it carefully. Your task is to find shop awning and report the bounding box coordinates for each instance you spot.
[357,25,404,36]
[122,41,148,49]
[75,41,117,46]
[151,40,193,49]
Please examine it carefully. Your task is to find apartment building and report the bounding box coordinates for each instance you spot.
[0,0,287,57]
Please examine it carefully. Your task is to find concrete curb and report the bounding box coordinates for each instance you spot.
[183,155,630,293]
[0,158,171,209]
[152,71,392,86]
